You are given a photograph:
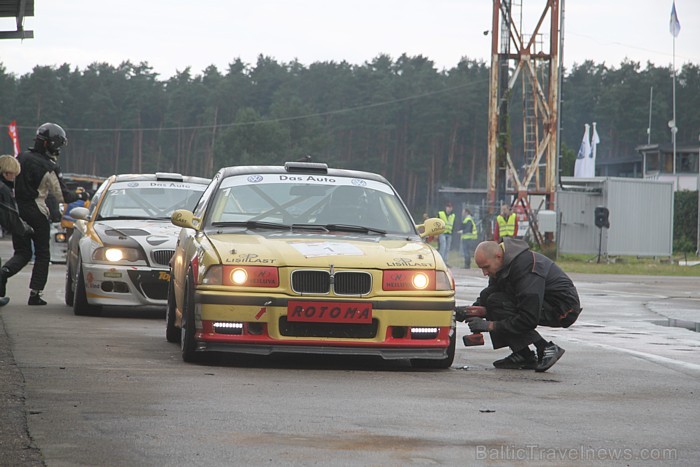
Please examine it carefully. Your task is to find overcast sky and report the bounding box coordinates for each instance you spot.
[1,0,698,79]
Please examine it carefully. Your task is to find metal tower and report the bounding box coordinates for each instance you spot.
[486,0,561,245]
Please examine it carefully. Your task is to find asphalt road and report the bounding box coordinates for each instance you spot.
[1,239,699,466]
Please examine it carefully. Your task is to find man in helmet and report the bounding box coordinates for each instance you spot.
[0,123,88,305]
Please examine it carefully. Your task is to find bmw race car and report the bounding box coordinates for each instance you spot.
[167,161,455,368]
[65,172,210,316]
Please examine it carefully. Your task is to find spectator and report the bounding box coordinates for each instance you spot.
[494,204,517,242]
[0,155,35,306]
[437,202,455,265]
[458,207,478,268]
[61,187,90,239]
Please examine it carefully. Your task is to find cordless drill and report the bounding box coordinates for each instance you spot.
[454,305,487,346]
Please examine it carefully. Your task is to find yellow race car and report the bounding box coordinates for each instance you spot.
[167,161,455,368]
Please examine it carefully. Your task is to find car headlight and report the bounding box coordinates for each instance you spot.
[435,270,454,291]
[383,270,434,291]
[382,270,453,291]
[202,265,279,287]
[92,247,145,263]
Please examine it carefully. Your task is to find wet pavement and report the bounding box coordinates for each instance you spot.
[1,239,699,465]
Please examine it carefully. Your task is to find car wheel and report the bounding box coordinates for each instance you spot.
[411,325,456,369]
[64,263,74,306]
[73,264,101,316]
[180,272,199,362]
[165,277,180,343]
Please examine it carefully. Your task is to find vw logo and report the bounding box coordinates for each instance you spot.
[247,175,263,183]
[351,179,367,186]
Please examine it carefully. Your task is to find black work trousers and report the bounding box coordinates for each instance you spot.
[4,203,51,291]
[484,292,544,352]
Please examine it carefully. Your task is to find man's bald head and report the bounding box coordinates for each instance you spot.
[474,241,505,278]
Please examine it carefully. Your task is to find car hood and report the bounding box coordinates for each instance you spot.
[207,231,439,269]
[93,220,181,249]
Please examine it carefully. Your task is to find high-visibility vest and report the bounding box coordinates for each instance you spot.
[496,213,516,238]
[460,215,477,240]
[438,210,455,234]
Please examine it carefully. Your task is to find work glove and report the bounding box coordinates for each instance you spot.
[467,317,493,333]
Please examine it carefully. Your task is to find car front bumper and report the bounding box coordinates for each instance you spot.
[82,263,171,308]
[190,291,455,360]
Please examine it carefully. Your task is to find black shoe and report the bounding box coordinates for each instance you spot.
[28,293,47,306]
[493,350,537,369]
[536,342,565,372]
[0,297,8,307]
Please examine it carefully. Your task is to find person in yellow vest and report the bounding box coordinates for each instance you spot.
[458,207,478,268]
[494,204,518,242]
[437,201,455,265]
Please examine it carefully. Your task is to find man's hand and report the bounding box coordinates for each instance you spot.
[467,318,493,333]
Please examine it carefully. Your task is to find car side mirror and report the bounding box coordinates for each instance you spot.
[417,217,446,238]
[171,209,202,230]
[69,207,90,221]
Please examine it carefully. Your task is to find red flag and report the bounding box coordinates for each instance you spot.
[7,121,20,156]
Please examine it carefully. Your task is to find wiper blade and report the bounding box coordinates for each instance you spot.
[323,224,386,235]
[211,220,291,230]
[291,223,329,232]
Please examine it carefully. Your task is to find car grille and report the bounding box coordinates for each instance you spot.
[291,270,372,295]
[278,317,378,338]
[151,249,175,266]
[127,270,169,301]
[141,281,168,300]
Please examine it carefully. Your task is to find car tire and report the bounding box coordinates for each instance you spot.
[411,325,456,370]
[73,264,101,316]
[181,272,199,362]
[165,277,180,344]
[64,263,74,306]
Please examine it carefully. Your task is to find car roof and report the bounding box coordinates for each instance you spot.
[110,172,211,185]
[216,162,390,185]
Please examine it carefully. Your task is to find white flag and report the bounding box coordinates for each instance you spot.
[588,122,600,177]
[574,124,591,178]
[670,1,681,37]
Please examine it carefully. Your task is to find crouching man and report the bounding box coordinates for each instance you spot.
[463,238,581,372]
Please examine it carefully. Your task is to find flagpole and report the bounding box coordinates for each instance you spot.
[647,86,653,145]
[672,31,677,178]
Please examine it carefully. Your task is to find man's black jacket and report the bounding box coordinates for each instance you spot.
[476,238,580,334]
[0,178,32,236]
[15,149,80,219]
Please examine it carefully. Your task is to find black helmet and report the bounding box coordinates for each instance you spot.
[36,123,68,156]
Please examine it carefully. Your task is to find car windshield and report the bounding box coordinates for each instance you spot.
[97,180,206,220]
[206,174,416,235]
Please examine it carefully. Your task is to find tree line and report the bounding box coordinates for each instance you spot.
[1,55,699,217]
